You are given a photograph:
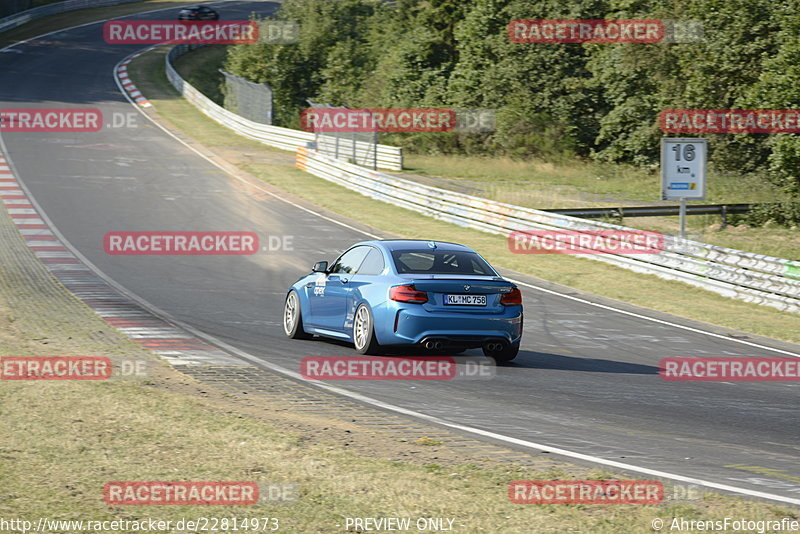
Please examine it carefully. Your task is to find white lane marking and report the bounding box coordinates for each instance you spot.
[34,251,76,258]
[23,240,61,246]
[18,229,53,236]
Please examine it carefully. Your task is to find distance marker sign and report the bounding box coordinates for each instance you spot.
[661,138,706,200]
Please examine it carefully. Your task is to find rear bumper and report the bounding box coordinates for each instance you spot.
[377,304,523,346]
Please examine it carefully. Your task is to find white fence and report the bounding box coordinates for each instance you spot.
[165,45,403,171]
[0,0,142,33]
[297,147,800,314]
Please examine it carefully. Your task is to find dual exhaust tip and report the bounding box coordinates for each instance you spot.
[424,340,444,350]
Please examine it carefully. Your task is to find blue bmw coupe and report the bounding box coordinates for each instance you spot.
[283,240,522,361]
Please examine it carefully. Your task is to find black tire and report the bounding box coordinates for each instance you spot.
[353,304,381,355]
[283,290,312,339]
[483,342,519,362]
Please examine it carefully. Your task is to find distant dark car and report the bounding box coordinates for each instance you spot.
[177,5,219,20]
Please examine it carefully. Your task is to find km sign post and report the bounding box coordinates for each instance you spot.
[661,138,707,238]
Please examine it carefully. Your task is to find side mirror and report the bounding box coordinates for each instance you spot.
[312,261,328,273]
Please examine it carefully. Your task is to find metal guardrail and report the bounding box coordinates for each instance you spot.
[547,203,753,220]
[0,0,142,33]
[165,45,403,171]
[297,146,800,314]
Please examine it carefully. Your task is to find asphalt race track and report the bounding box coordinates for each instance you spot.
[2,0,799,506]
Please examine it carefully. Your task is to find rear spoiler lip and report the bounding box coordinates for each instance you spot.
[395,274,505,281]
[397,279,515,293]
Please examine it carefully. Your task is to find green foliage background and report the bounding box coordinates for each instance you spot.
[224,0,800,223]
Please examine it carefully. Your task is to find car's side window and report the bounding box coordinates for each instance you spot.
[356,247,385,276]
[329,246,370,275]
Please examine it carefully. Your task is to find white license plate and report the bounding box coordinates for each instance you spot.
[444,294,486,306]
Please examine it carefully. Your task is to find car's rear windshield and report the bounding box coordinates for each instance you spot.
[391,250,496,275]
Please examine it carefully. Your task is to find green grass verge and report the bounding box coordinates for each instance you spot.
[402,153,782,206]
[131,46,800,344]
[7,378,794,532]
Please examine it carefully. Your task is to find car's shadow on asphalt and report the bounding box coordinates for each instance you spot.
[500,349,659,375]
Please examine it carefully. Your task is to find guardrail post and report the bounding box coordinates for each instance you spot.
[721,205,728,229]
[679,198,687,238]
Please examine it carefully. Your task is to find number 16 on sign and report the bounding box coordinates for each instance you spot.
[661,138,707,238]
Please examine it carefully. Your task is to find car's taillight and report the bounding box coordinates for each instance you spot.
[390,285,428,304]
[500,287,522,306]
